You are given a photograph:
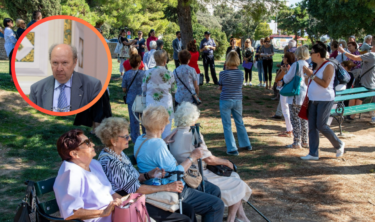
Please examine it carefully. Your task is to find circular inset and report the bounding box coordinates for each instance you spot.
[12,15,112,116]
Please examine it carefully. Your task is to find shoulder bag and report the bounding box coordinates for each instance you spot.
[123,71,139,104]
[174,70,202,106]
[207,160,237,177]
[112,193,151,222]
[14,181,36,222]
[280,62,301,96]
[354,65,375,88]
[134,138,180,213]
[114,37,123,54]
[298,61,329,120]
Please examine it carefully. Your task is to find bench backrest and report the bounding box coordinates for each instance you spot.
[34,177,60,215]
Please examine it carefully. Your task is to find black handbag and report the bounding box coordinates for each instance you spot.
[123,70,139,104]
[174,70,202,106]
[206,160,237,177]
[354,65,375,88]
[14,181,36,222]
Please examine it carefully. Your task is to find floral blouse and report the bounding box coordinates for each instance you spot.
[346,50,361,70]
[243,47,254,63]
[142,66,176,119]
[173,65,198,104]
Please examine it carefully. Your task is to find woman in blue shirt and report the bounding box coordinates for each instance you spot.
[218,51,252,156]
[134,105,225,222]
[3,18,17,82]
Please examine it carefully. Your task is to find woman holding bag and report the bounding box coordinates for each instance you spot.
[242,39,254,86]
[282,46,310,148]
[301,42,345,160]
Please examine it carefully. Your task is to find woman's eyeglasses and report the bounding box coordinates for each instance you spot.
[118,135,131,140]
[79,138,93,147]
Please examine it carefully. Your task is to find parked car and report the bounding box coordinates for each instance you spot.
[109,38,119,43]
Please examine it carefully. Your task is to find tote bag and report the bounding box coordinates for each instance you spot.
[280,62,301,97]
[112,193,150,222]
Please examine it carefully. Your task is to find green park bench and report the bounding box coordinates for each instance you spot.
[331,87,375,136]
[28,155,137,222]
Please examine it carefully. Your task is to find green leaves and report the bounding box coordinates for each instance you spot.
[254,22,272,40]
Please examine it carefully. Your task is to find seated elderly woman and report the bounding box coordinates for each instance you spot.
[53,129,122,222]
[169,102,252,222]
[134,105,225,222]
[95,117,196,222]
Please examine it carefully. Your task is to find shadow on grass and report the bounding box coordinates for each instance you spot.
[0,73,17,92]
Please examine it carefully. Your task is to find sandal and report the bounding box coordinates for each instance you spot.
[302,143,309,148]
[278,131,292,137]
[286,143,302,148]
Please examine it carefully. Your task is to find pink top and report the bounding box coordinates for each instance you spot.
[146,36,158,51]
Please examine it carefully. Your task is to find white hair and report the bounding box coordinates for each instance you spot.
[364,35,372,43]
[320,36,328,42]
[150,40,157,49]
[174,102,200,127]
[288,40,296,47]
[295,46,310,60]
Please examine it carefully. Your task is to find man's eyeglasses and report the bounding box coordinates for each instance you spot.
[118,135,131,140]
[79,138,93,147]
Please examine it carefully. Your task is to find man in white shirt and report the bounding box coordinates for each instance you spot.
[29,44,102,112]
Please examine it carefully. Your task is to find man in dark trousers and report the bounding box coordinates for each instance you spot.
[200,31,218,84]
[172,31,183,68]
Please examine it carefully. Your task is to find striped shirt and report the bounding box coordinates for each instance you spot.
[218,69,243,100]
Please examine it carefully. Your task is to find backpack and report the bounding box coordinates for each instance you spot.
[328,58,351,89]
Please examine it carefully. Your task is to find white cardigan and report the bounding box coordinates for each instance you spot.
[283,60,308,105]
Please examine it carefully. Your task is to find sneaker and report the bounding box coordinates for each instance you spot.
[336,142,345,158]
[300,154,319,160]
[243,82,247,86]
[240,146,252,151]
[258,83,262,87]
[271,115,282,119]
[227,150,239,156]
[370,117,375,125]
[263,83,266,87]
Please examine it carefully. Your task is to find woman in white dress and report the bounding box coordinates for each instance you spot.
[169,102,252,222]
[53,129,123,222]
[142,49,176,139]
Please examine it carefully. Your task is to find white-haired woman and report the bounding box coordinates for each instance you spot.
[142,50,176,138]
[169,102,252,222]
[143,40,157,70]
[282,46,310,148]
[360,35,372,53]
[134,105,225,222]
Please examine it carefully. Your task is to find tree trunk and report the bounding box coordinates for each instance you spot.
[177,0,194,49]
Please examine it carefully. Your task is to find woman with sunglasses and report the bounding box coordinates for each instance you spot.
[242,39,254,86]
[96,117,197,222]
[53,129,123,221]
[260,37,274,89]
[15,19,26,40]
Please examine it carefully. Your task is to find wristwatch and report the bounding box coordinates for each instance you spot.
[187,156,194,163]
[310,75,316,80]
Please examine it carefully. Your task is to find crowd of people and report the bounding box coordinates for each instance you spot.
[3,13,375,221]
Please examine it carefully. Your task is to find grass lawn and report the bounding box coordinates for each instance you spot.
[1,54,375,222]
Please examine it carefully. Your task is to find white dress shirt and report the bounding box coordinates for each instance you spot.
[53,74,73,112]
[4,27,17,57]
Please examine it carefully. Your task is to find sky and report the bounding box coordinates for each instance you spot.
[288,0,303,6]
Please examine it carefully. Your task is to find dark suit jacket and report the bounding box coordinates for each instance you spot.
[29,71,102,111]
[172,38,183,61]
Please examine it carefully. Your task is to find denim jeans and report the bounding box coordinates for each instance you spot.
[308,100,343,157]
[220,100,251,152]
[257,60,264,82]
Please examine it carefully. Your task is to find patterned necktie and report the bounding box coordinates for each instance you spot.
[57,84,68,112]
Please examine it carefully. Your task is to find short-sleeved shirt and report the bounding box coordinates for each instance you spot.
[218,69,244,100]
[135,38,146,53]
[169,127,212,169]
[260,45,274,60]
[134,135,185,186]
[173,65,198,103]
[122,70,145,104]
[360,43,372,52]
[243,47,254,63]
[346,50,361,70]
[53,160,114,222]
[359,52,375,89]
[200,38,216,56]
[98,150,141,195]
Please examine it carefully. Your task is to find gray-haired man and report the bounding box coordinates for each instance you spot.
[29,44,102,112]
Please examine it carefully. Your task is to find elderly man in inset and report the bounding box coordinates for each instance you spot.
[29,44,102,112]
